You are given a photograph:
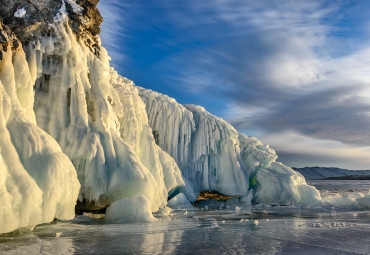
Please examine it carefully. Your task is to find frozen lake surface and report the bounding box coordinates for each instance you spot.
[1,180,370,255]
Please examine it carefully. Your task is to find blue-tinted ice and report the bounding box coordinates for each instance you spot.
[1,180,369,255]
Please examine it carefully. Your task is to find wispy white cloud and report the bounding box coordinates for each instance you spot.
[97,1,132,65]
[154,0,331,94]
[260,131,370,169]
[97,0,370,168]
[154,0,370,144]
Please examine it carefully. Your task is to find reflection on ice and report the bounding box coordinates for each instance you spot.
[1,208,370,254]
[0,226,76,255]
[1,180,370,254]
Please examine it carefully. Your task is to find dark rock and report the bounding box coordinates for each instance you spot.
[0,0,102,54]
[75,199,108,215]
[0,20,21,63]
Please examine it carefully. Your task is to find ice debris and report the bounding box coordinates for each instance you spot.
[105,196,157,223]
[323,193,370,208]
[167,193,193,209]
[310,222,346,228]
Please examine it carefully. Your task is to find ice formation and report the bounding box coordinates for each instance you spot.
[0,0,325,233]
[28,3,185,213]
[1,0,182,233]
[139,88,321,206]
[0,23,79,234]
[323,192,370,208]
[167,193,193,209]
[105,196,157,222]
[253,162,321,206]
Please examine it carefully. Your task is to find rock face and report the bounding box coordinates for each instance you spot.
[0,20,20,47]
[0,20,20,63]
[0,0,102,52]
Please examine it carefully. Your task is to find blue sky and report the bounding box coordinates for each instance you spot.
[98,0,370,169]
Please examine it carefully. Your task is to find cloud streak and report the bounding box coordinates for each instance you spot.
[98,1,133,67]
[261,131,370,169]
[98,0,370,169]
[153,1,370,146]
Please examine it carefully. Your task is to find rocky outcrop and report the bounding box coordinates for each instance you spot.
[0,0,102,53]
[0,20,20,62]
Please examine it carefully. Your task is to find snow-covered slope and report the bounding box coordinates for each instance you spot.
[293,167,370,180]
[1,0,323,234]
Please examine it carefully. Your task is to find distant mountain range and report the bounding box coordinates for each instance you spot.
[293,167,370,180]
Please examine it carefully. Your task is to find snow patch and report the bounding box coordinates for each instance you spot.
[14,8,26,18]
[65,0,83,14]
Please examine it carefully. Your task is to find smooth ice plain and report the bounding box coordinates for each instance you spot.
[1,180,369,255]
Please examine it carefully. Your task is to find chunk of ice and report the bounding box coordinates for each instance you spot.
[105,196,157,222]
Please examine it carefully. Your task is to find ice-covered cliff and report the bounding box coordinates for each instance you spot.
[139,88,321,206]
[1,0,187,233]
[0,0,321,234]
[0,19,79,234]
